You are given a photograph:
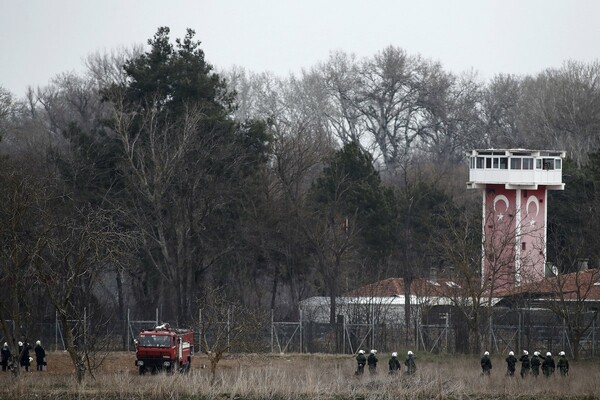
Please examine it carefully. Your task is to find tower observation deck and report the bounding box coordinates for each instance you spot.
[466,149,565,289]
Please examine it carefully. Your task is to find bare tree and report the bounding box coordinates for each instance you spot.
[519,61,600,167]
[85,45,144,89]
[481,74,523,149]
[316,51,366,148]
[0,156,51,376]
[433,202,524,353]
[198,288,266,384]
[537,268,600,360]
[355,46,451,172]
[33,204,132,383]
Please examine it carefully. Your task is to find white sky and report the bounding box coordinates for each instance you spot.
[1,0,599,97]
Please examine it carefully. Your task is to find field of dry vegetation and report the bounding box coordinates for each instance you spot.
[0,351,598,399]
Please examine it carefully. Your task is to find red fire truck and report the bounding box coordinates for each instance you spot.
[134,323,194,374]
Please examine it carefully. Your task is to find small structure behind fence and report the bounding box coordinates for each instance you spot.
[272,307,600,358]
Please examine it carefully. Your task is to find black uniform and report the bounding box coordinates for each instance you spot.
[405,354,417,375]
[557,355,569,377]
[355,353,366,375]
[388,356,401,374]
[34,343,46,371]
[505,354,517,376]
[481,354,492,375]
[530,354,541,377]
[542,355,555,377]
[20,342,31,372]
[367,353,378,374]
[519,353,530,377]
[1,346,10,371]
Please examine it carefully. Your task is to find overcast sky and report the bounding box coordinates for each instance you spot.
[2,0,599,97]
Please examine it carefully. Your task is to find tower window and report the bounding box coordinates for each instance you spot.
[555,159,562,169]
[499,157,508,169]
[522,242,526,250]
[543,159,554,170]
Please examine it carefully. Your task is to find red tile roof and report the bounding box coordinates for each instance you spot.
[343,276,469,298]
[343,269,600,301]
[343,277,405,297]
[498,268,600,300]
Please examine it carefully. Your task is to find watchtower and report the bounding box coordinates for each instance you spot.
[467,149,565,288]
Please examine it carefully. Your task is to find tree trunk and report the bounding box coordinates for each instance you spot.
[116,269,126,350]
[59,312,86,384]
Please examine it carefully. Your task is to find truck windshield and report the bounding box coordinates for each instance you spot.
[138,334,171,348]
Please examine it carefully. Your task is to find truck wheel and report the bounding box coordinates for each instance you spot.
[138,366,146,375]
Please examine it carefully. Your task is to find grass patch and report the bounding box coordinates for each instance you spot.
[0,352,597,399]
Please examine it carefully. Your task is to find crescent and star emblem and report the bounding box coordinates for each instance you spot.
[493,194,509,221]
[526,195,540,226]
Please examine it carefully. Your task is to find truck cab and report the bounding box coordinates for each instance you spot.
[135,323,193,374]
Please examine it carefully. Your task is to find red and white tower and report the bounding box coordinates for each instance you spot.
[467,149,565,289]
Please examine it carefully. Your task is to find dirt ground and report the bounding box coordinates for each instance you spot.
[0,350,256,376]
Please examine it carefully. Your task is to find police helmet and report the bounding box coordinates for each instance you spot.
[484,351,489,356]
[392,352,398,357]
[559,351,565,356]
[509,351,514,356]
[546,352,551,357]
[358,350,365,354]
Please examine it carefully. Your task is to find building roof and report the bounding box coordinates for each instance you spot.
[343,277,405,297]
[497,268,600,301]
[339,269,600,304]
[343,276,473,299]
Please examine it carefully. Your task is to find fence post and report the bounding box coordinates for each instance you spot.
[270,309,274,354]
[126,308,130,352]
[518,312,522,352]
[83,307,87,350]
[416,319,419,352]
[371,304,375,349]
[488,314,493,352]
[55,311,58,352]
[445,311,450,353]
[560,318,567,349]
[592,318,595,357]
[299,309,303,354]
[227,306,231,349]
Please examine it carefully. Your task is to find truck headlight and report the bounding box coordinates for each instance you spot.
[163,361,171,367]
[137,361,144,366]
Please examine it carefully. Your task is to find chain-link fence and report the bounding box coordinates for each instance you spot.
[11,307,600,359]
[273,308,600,358]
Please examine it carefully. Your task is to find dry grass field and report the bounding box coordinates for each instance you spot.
[0,351,598,399]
